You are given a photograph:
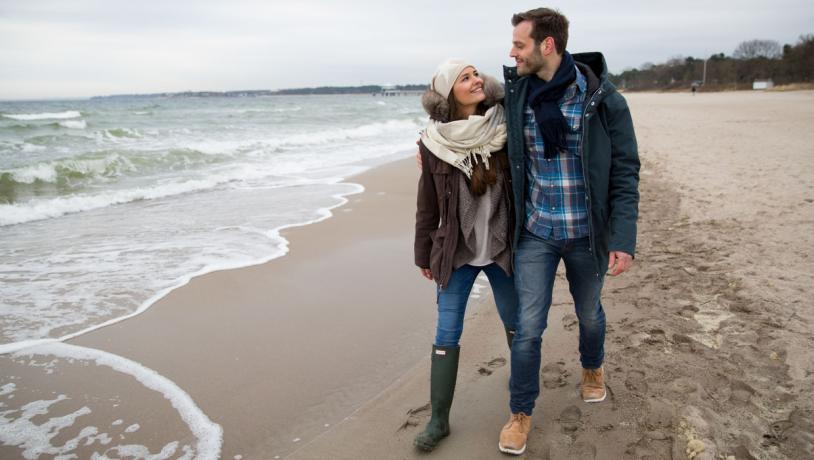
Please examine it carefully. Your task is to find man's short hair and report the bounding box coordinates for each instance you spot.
[511,8,569,54]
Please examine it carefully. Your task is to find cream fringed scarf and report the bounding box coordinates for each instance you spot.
[420,104,507,178]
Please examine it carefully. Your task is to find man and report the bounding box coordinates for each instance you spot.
[497,8,640,456]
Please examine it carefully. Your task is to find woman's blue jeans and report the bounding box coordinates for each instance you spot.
[509,230,606,416]
[434,263,518,347]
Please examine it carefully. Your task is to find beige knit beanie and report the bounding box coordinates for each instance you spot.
[431,58,474,99]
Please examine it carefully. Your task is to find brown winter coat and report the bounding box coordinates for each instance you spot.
[414,142,513,289]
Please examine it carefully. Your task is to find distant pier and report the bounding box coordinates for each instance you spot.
[374,86,425,96]
[375,89,424,96]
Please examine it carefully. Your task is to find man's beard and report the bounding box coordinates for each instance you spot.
[518,49,545,76]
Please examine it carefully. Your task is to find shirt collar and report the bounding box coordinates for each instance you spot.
[562,66,586,102]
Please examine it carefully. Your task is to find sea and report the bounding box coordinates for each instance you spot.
[0,94,425,352]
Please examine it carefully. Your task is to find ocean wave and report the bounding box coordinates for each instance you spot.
[59,120,87,129]
[181,118,421,157]
[0,171,257,226]
[0,148,228,193]
[0,153,136,186]
[274,119,419,147]
[104,127,141,139]
[0,119,87,132]
[240,107,302,114]
[2,111,82,121]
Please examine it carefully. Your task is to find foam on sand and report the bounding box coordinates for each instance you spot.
[7,342,222,459]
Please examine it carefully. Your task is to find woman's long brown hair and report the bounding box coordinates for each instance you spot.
[448,95,506,196]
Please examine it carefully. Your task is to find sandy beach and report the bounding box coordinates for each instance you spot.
[2,90,813,460]
[289,90,814,459]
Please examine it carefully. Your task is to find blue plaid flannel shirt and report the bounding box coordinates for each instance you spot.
[523,68,590,240]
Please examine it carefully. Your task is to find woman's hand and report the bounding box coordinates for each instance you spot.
[419,268,433,281]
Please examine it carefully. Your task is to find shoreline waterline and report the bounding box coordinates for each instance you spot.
[1,155,408,355]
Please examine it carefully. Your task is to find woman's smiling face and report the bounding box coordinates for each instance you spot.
[451,66,485,113]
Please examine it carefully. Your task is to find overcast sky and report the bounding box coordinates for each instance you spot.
[1,0,812,99]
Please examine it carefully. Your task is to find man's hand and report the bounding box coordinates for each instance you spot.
[419,268,433,281]
[416,148,423,170]
[607,251,633,276]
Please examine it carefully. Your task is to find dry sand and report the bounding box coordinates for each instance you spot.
[2,90,813,460]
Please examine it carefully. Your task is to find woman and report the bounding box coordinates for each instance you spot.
[413,59,517,451]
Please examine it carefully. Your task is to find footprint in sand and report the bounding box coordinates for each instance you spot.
[548,436,597,459]
[398,403,430,431]
[625,370,648,395]
[562,313,578,331]
[541,362,570,389]
[629,434,673,459]
[669,377,699,396]
[671,333,697,352]
[477,357,506,376]
[729,380,756,405]
[763,408,814,456]
[679,304,699,318]
[558,405,582,433]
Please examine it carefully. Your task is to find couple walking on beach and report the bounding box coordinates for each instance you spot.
[414,7,640,455]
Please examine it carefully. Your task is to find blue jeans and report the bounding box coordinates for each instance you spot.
[435,263,518,347]
[509,230,606,415]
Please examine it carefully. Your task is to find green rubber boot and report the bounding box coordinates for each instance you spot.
[414,345,460,451]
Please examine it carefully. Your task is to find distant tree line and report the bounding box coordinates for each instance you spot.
[609,34,814,91]
[93,84,430,99]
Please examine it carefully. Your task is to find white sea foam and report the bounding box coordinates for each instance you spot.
[0,392,93,459]
[103,127,142,139]
[0,383,16,396]
[182,118,419,157]
[276,119,416,147]
[10,342,222,459]
[0,171,248,226]
[0,181,365,354]
[1,153,133,185]
[59,119,87,129]
[3,162,59,183]
[2,111,81,121]
[0,144,393,226]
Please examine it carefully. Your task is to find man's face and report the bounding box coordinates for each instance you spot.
[510,20,545,76]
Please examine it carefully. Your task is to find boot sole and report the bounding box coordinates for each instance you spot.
[498,442,526,455]
[414,441,435,452]
[414,431,449,451]
[582,391,607,403]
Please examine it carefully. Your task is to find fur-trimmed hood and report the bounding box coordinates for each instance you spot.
[421,74,504,122]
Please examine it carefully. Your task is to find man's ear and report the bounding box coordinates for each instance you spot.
[541,37,555,56]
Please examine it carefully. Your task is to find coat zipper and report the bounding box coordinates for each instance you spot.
[580,84,604,276]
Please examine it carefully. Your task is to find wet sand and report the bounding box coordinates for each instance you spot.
[2,90,813,459]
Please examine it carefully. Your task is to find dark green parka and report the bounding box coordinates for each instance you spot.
[503,52,640,275]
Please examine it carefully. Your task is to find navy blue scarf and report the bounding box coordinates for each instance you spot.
[527,51,576,158]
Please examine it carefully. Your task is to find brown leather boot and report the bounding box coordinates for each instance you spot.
[498,412,531,455]
[581,366,607,403]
